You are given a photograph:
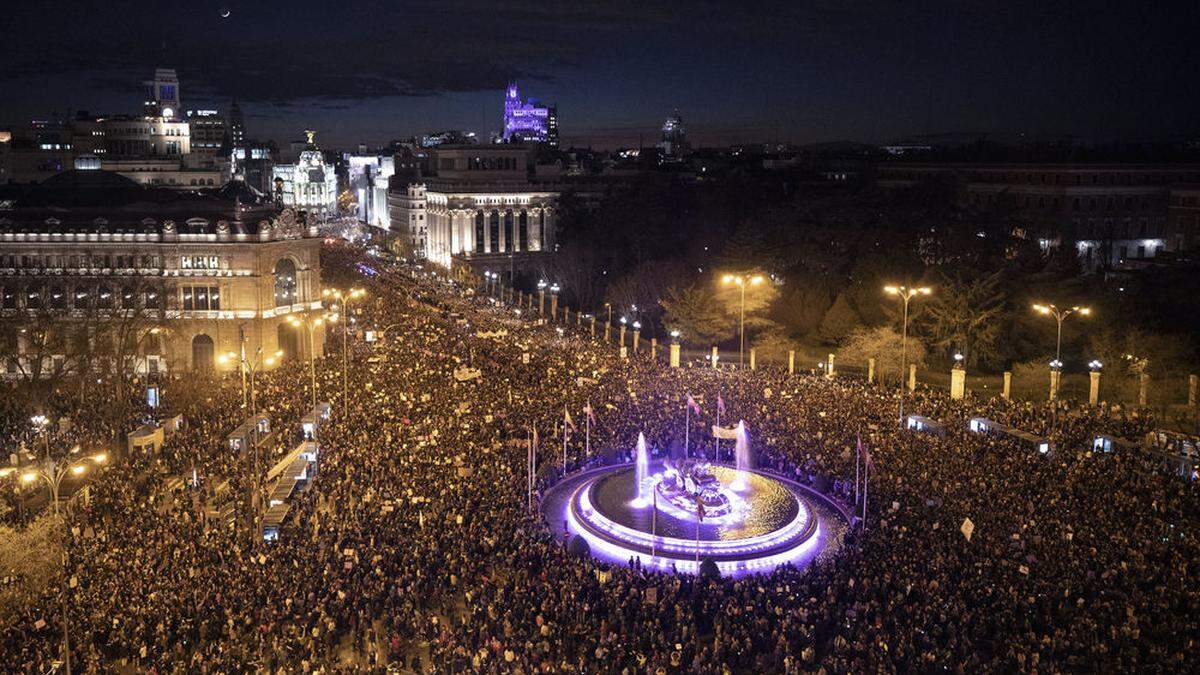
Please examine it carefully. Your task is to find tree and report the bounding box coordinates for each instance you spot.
[921,269,1006,368]
[0,513,62,620]
[818,292,862,345]
[838,326,927,385]
[661,284,735,346]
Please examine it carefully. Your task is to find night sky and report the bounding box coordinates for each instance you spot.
[1,1,1196,149]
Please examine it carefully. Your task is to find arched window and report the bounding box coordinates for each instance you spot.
[274,258,298,307]
[191,334,214,372]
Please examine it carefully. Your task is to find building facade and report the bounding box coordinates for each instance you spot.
[0,171,324,377]
[388,146,558,270]
[272,133,337,218]
[502,84,555,145]
[877,163,1200,271]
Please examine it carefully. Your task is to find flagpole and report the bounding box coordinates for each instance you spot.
[651,490,657,560]
[527,428,532,510]
[585,409,590,459]
[715,401,720,462]
[685,402,690,459]
[862,461,868,530]
[855,441,860,505]
[695,497,701,568]
[562,418,567,470]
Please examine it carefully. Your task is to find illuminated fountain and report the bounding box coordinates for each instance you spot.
[731,420,752,491]
[631,432,651,508]
[544,431,841,576]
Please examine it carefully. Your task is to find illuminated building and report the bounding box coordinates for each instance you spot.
[0,171,324,375]
[186,110,229,157]
[658,110,690,160]
[388,145,557,269]
[271,132,337,218]
[502,83,556,144]
[142,68,181,120]
[345,153,395,229]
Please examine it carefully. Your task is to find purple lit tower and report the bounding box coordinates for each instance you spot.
[502,83,556,145]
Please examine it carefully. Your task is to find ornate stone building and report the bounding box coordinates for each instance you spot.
[0,170,324,377]
[388,145,558,271]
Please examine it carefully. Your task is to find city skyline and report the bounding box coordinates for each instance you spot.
[0,1,1197,149]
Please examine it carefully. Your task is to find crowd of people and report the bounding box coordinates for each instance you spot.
[1,243,1197,673]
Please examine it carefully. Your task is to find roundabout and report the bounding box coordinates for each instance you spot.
[543,456,849,577]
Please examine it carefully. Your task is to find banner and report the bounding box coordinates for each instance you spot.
[711,425,739,440]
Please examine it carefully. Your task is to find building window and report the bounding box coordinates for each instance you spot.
[181,255,220,270]
[274,259,298,307]
[182,285,220,311]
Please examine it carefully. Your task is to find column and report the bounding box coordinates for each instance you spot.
[481,211,491,253]
[550,294,558,321]
[618,324,626,348]
[1049,370,1060,401]
[1003,371,1012,400]
[590,316,596,338]
[908,364,916,392]
[868,358,875,383]
[1089,371,1101,405]
[950,368,965,400]
[788,350,795,375]
[650,338,657,360]
[670,343,681,368]
[826,353,835,378]
[749,348,757,371]
[497,210,506,253]
[711,346,719,368]
[632,329,640,353]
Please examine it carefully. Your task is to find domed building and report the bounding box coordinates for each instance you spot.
[271,131,337,219]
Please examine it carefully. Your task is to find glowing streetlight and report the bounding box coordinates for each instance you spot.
[884,284,932,423]
[1031,303,1091,369]
[324,288,367,418]
[722,273,765,368]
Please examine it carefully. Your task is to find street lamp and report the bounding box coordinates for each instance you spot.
[884,284,932,423]
[323,288,367,418]
[288,314,328,410]
[30,415,51,461]
[6,452,106,675]
[219,348,282,416]
[1032,303,1091,369]
[1089,360,1103,371]
[721,273,764,368]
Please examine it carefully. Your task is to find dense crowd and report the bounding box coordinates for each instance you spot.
[1,245,1197,673]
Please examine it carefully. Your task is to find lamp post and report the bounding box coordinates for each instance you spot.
[884,285,932,423]
[537,279,547,316]
[604,303,612,342]
[632,321,642,353]
[31,414,50,461]
[323,288,366,419]
[721,274,764,368]
[4,452,106,675]
[550,283,561,321]
[219,349,281,416]
[1032,303,1091,368]
[288,313,327,410]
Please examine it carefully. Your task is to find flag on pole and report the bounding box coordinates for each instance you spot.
[584,401,595,424]
[696,494,705,522]
[860,437,874,471]
[564,407,577,433]
[686,394,702,415]
[717,394,726,415]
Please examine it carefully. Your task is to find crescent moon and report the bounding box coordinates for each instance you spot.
[220,8,231,18]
